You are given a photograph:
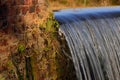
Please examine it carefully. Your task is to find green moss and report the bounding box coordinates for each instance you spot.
[18,44,25,54]
[43,47,51,51]
[45,13,59,32]
[6,60,13,67]
[45,19,59,32]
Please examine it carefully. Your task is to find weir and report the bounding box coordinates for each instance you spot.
[54,7,120,80]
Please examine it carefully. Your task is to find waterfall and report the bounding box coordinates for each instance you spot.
[54,7,120,80]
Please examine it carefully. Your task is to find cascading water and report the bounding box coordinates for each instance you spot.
[54,7,120,80]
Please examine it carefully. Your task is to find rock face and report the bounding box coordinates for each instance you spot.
[0,0,76,80]
[0,0,49,58]
[0,0,52,80]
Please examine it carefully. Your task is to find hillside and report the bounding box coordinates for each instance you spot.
[49,0,120,10]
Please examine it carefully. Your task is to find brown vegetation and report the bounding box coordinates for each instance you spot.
[1,0,119,80]
[49,0,120,10]
[0,0,77,80]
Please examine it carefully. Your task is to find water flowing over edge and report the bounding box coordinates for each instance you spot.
[54,7,120,80]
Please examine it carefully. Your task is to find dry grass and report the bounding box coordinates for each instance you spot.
[49,0,120,10]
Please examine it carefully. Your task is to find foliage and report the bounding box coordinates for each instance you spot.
[43,47,51,51]
[6,60,13,68]
[50,0,120,9]
[18,44,25,54]
[45,13,59,32]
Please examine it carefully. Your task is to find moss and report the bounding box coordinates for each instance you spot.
[6,60,13,68]
[18,44,25,54]
[43,47,51,51]
[7,10,76,80]
[45,13,59,32]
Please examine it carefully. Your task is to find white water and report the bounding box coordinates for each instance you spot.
[55,7,120,80]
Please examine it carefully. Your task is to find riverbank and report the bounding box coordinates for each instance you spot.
[49,0,120,10]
